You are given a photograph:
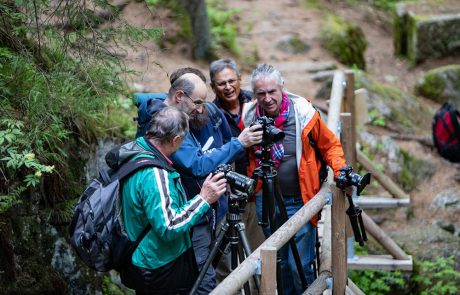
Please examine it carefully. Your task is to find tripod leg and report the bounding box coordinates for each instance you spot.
[263,174,284,295]
[236,223,261,292]
[274,182,309,290]
[190,222,229,295]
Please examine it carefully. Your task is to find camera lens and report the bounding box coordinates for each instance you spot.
[265,125,285,143]
[226,171,256,196]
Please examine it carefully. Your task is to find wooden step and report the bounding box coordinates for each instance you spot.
[348,254,413,271]
[355,196,410,208]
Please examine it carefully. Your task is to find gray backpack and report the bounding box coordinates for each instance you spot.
[69,156,165,272]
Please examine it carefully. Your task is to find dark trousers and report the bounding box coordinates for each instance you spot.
[191,222,216,295]
[120,247,198,295]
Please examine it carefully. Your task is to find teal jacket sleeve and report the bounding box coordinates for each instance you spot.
[170,134,244,178]
[141,167,210,241]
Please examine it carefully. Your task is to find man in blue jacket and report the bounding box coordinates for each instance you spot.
[140,70,263,294]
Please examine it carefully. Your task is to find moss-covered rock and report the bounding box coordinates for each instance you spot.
[319,15,367,70]
[394,0,460,63]
[414,64,460,108]
[355,71,435,136]
[276,34,311,54]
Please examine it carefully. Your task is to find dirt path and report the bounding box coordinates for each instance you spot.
[121,0,460,254]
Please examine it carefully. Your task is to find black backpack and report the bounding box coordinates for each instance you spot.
[133,92,223,138]
[69,155,167,272]
[432,102,460,163]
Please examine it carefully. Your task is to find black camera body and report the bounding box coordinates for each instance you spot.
[336,165,371,195]
[214,164,256,197]
[251,116,285,146]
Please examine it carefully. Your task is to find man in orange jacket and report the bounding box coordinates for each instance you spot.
[240,63,349,295]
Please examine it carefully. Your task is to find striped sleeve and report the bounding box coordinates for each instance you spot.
[142,167,210,241]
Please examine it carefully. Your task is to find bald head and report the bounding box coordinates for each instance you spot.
[167,73,207,116]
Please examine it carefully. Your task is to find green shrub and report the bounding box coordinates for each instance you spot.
[413,256,460,295]
[319,15,367,69]
[350,269,406,294]
[0,1,160,214]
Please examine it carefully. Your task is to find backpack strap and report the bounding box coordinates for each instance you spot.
[450,108,460,140]
[115,156,172,249]
[308,132,328,184]
[206,102,223,131]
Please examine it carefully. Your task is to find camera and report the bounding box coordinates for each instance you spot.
[251,116,285,146]
[214,164,256,197]
[336,165,371,195]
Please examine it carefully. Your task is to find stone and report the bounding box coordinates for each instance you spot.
[311,70,335,82]
[414,64,460,108]
[431,188,460,211]
[394,0,460,63]
[276,34,311,54]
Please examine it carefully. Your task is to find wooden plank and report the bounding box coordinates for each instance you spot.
[260,247,277,295]
[362,212,410,260]
[348,255,413,271]
[355,196,410,208]
[357,150,410,199]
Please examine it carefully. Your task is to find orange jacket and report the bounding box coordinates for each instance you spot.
[240,92,346,226]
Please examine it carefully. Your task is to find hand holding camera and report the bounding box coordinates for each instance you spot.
[238,123,263,148]
[200,172,227,204]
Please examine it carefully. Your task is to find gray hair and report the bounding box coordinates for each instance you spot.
[250,64,284,90]
[209,58,240,84]
[167,76,195,99]
[146,107,189,145]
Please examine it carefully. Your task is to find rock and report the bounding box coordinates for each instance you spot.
[434,220,456,234]
[276,34,311,54]
[355,71,434,136]
[358,132,435,192]
[273,61,336,74]
[414,64,460,108]
[311,70,335,82]
[394,0,460,63]
[319,15,367,70]
[431,188,460,211]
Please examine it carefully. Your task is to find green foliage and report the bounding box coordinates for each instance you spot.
[368,109,386,126]
[319,15,367,69]
[149,0,241,56]
[350,269,406,294]
[413,256,460,295]
[208,0,242,55]
[0,0,161,214]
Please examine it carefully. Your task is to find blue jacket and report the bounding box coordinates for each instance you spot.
[171,108,243,224]
[134,94,244,224]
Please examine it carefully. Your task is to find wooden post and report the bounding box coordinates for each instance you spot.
[357,150,410,199]
[260,247,277,295]
[362,212,410,260]
[331,185,347,295]
[331,113,350,295]
[344,71,357,169]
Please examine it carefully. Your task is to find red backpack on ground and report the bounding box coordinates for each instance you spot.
[432,102,460,163]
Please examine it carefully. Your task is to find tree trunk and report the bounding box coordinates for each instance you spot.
[180,0,214,60]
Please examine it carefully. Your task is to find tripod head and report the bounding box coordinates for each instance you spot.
[227,191,248,214]
[336,165,371,246]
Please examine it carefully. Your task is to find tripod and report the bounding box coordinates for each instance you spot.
[252,144,310,294]
[190,191,260,295]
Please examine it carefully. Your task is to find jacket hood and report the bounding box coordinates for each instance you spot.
[105,137,156,169]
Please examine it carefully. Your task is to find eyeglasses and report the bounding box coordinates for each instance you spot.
[183,92,205,107]
[214,78,238,88]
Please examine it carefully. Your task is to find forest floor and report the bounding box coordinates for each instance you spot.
[119,0,460,267]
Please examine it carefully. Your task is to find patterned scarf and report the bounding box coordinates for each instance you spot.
[255,92,290,169]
